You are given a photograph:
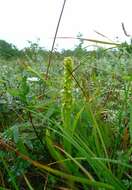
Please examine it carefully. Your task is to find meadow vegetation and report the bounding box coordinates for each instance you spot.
[0,38,132,190]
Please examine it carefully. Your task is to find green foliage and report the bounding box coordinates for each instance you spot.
[0,39,132,189]
[0,40,20,60]
[8,76,30,104]
[21,39,47,63]
[120,41,132,53]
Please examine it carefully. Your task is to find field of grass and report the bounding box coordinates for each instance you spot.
[0,42,132,190]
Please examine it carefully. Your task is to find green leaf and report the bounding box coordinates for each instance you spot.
[7,88,20,97]
[13,125,19,144]
[20,76,30,96]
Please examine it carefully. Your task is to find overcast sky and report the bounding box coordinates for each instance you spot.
[0,0,132,50]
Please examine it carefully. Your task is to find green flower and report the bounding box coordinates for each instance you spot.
[62,57,73,114]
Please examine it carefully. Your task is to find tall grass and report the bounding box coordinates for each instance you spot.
[0,46,132,189]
